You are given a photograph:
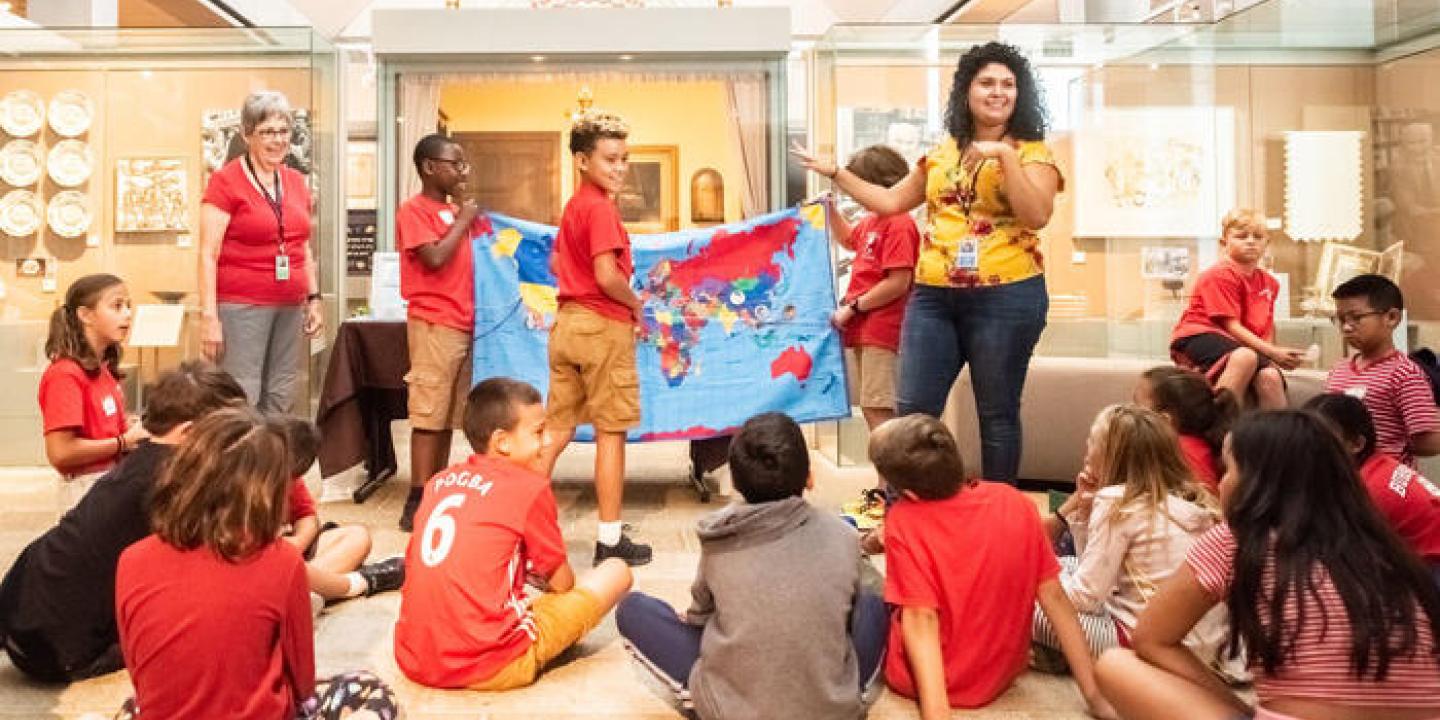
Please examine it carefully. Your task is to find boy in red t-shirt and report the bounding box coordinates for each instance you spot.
[826,145,919,432]
[275,418,404,605]
[1169,208,1304,409]
[394,377,632,690]
[396,133,492,532]
[1322,274,1440,467]
[536,111,651,565]
[1306,393,1440,571]
[869,415,1113,718]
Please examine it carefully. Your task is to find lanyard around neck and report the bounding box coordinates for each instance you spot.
[243,154,285,253]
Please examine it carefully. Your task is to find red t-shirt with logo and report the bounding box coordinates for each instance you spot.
[1358,452,1440,562]
[1171,262,1279,344]
[116,537,314,720]
[552,181,633,323]
[842,213,919,352]
[397,193,487,332]
[202,158,312,306]
[38,358,128,476]
[394,454,569,688]
[1178,434,1221,494]
[884,481,1061,708]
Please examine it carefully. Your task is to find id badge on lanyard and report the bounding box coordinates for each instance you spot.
[953,236,980,272]
[245,155,288,283]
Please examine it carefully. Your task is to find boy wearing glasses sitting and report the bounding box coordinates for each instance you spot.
[396,133,492,531]
[1324,273,1440,468]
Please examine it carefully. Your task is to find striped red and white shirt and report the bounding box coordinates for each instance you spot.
[1187,524,1440,708]
[1326,351,1440,467]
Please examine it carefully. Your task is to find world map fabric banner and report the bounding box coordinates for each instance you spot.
[471,204,850,442]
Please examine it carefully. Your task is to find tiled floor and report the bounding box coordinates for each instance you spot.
[0,425,1093,719]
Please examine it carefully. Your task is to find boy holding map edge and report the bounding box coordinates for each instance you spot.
[537,111,651,566]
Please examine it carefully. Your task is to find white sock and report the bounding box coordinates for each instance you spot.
[344,572,367,598]
[597,520,622,546]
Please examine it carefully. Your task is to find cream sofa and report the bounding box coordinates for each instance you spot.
[940,356,1328,483]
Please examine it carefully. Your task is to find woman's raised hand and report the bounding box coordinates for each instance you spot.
[969,139,1017,161]
[789,141,837,179]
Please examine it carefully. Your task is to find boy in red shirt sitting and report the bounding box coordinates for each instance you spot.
[1323,274,1440,467]
[537,111,651,565]
[396,133,491,531]
[394,377,633,690]
[870,415,1114,718]
[1307,393,1440,577]
[1169,208,1304,409]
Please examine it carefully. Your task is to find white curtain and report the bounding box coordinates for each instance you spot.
[398,75,443,199]
[725,74,768,218]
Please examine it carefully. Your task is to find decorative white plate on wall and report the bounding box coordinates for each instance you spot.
[0,139,43,187]
[48,90,94,138]
[0,189,43,237]
[47,190,91,238]
[0,90,45,138]
[47,140,93,187]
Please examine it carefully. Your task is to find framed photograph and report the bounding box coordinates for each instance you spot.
[582,145,677,234]
[116,157,187,232]
[1379,240,1405,283]
[346,140,377,210]
[1074,106,1236,237]
[1315,241,1380,302]
[1140,246,1191,280]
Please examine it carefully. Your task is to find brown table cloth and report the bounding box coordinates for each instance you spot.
[315,319,410,500]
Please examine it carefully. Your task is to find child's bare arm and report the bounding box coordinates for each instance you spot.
[825,199,855,251]
[542,561,575,593]
[593,252,643,322]
[1412,430,1440,457]
[1130,565,1247,714]
[285,515,319,552]
[1217,318,1303,370]
[899,606,950,720]
[1035,578,1117,719]
[415,199,481,270]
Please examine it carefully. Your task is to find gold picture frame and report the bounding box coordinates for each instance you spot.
[577,144,678,234]
[1315,241,1381,310]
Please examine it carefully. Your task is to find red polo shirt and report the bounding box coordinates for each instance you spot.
[202,158,312,306]
[397,193,486,332]
[552,181,633,323]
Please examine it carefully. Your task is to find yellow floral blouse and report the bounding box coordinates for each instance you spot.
[917,137,1063,288]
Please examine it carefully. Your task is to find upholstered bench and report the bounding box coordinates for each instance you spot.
[940,356,1328,484]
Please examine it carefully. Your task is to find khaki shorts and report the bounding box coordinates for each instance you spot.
[845,345,898,410]
[547,304,640,432]
[470,588,604,691]
[405,318,473,431]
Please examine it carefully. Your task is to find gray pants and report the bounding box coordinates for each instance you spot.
[218,302,304,414]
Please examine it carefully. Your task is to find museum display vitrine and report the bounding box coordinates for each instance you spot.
[811,0,1440,464]
[0,26,339,464]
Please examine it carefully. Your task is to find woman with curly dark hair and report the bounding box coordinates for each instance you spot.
[793,41,1062,484]
[1094,411,1440,720]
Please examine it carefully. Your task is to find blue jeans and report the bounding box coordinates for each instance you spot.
[615,591,887,698]
[895,276,1048,483]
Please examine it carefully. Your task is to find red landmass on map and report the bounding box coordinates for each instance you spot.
[666,216,801,289]
[769,345,813,383]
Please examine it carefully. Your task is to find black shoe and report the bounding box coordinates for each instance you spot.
[594,534,652,567]
[398,495,422,532]
[358,556,405,596]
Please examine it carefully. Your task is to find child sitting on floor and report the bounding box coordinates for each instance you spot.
[116,408,397,720]
[1096,410,1440,720]
[1306,393,1440,581]
[1034,405,1234,680]
[616,412,887,720]
[394,377,632,690]
[872,414,1115,719]
[275,417,403,605]
[1135,366,1238,494]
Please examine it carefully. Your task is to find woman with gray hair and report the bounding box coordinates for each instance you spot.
[199,90,323,413]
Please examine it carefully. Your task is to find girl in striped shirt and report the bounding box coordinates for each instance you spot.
[1094,410,1440,720]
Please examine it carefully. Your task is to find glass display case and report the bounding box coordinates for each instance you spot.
[0,27,339,464]
[812,0,1440,464]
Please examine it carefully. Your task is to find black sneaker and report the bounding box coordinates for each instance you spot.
[594,534,652,567]
[398,494,422,532]
[358,556,406,596]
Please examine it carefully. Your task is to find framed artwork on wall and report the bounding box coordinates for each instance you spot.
[1315,241,1380,307]
[607,144,678,233]
[1074,106,1236,238]
[115,157,187,232]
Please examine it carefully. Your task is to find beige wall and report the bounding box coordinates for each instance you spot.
[439,79,747,228]
[0,66,313,356]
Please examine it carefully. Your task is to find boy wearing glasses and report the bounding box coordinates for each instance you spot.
[396,133,491,531]
[1324,273,1440,468]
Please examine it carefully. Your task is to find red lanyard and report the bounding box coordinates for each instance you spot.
[244,154,285,254]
